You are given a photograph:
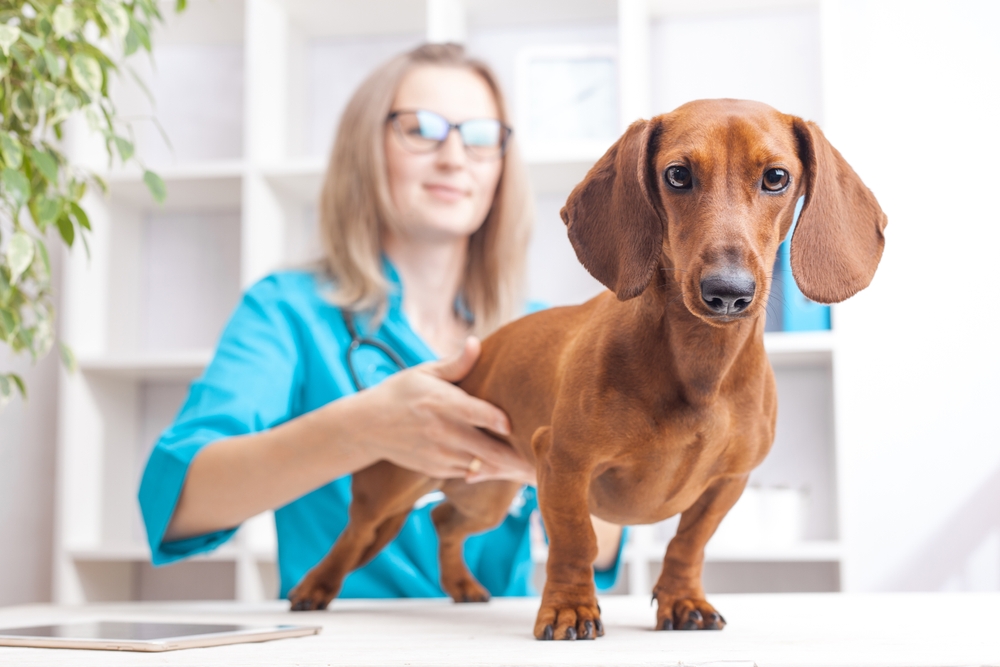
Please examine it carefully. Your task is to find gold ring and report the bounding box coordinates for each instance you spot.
[467,457,482,474]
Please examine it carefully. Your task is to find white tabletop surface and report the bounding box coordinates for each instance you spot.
[0,593,998,667]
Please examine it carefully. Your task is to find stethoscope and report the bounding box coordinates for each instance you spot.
[342,310,408,391]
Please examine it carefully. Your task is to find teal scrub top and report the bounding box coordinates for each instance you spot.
[138,264,623,599]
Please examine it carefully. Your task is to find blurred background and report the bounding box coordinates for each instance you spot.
[1,0,998,606]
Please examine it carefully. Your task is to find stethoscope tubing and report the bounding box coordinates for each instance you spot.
[342,310,408,391]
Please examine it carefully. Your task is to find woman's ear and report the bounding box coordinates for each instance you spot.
[790,118,888,304]
[560,119,666,301]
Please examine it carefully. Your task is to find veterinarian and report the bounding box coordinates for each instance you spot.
[138,44,624,601]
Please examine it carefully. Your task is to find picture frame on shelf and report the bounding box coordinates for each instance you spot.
[514,45,619,162]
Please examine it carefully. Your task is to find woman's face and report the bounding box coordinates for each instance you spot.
[384,65,504,243]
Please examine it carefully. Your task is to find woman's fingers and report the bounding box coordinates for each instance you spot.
[439,420,523,468]
[363,346,533,482]
[424,336,481,384]
[429,380,511,436]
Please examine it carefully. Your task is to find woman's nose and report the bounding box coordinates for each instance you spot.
[434,128,467,168]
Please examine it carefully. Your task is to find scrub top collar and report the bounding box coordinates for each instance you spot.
[346,255,472,367]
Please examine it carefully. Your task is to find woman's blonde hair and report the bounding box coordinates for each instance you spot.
[319,43,533,337]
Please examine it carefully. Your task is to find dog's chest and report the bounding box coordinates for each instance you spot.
[589,394,774,524]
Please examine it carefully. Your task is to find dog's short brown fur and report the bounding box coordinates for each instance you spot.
[289,99,887,639]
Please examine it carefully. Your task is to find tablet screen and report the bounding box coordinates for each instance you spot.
[3,621,251,640]
[0,621,321,652]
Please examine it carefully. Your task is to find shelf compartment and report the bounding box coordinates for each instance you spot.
[103,163,244,211]
[262,160,325,204]
[466,0,618,30]
[526,158,598,195]
[78,351,212,381]
[531,540,841,564]
[69,544,240,563]
[74,329,831,382]
[285,0,426,38]
[649,0,819,20]
[764,330,835,367]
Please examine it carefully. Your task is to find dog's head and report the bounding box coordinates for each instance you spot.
[560,99,888,324]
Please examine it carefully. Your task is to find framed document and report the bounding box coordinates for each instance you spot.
[515,45,619,161]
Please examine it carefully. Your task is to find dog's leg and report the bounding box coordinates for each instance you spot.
[531,427,603,641]
[433,478,522,602]
[289,461,439,611]
[652,474,748,630]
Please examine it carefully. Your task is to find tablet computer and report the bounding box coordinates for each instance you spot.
[0,621,321,652]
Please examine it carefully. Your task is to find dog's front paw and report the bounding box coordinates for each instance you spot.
[534,594,603,640]
[288,576,339,612]
[442,574,491,603]
[652,591,725,631]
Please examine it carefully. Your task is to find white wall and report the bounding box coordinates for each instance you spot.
[0,241,62,606]
[822,0,1000,592]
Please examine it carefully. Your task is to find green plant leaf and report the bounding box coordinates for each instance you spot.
[0,374,13,407]
[12,89,33,123]
[33,318,54,358]
[42,49,61,78]
[0,309,15,340]
[52,5,78,38]
[124,27,140,56]
[29,149,59,183]
[34,81,57,111]
[98,0,130,37]
[59,342,77,373]
[34,238,51,277]
[56,213,75,246]
[113,136,134,162]
[52,87,79,121]
[70,54,103,94]
[38,16,53,36]
[69,202,91,230]
[1,168,31,207]
[129,17,151,51]
[31,195,61,227]
[20,32,43,52]
[10,373,26,399]
[6,232,35,285]
[0,24,20,57]
[143,170,166,203]
[0,133,23,169]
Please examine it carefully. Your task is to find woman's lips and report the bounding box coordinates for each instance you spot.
[424,183,468,203]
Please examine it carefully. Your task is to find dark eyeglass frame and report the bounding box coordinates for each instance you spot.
[342,310,408,391]
[387,109,513,160]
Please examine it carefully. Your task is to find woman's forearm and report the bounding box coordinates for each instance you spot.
[163,395,377,541]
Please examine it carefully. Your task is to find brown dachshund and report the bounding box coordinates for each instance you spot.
[289,99,887,640]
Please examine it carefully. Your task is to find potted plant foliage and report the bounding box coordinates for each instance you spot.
[0,0,182,405]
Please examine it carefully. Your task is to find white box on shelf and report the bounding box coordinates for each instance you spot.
[515,45,619,162]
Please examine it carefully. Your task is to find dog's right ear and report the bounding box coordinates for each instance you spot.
[560,119,665,301]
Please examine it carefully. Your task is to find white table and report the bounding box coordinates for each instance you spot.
[1,593,998,666]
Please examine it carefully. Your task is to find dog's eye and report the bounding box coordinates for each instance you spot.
[762,168,789,192]
[665,166,692,189]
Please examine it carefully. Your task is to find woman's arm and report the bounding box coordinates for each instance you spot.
[165,338,535,541]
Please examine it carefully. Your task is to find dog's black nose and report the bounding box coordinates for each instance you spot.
[700,269,756,315]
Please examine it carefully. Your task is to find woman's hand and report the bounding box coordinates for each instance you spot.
[337,337,537,486]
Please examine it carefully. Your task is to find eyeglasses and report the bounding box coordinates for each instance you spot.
[387,109,512,160]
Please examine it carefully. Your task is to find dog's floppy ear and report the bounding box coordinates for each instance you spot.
[790,119,888,304]
[560,119,665,300]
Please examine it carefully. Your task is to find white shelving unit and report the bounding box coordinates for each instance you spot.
[54,0,836,604]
